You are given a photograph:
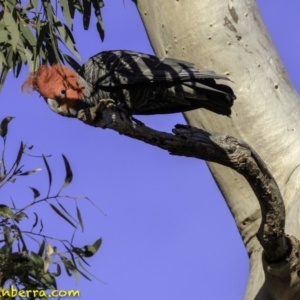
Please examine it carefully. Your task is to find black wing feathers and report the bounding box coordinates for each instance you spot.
[79,50,235,116]
[80,50,230,86]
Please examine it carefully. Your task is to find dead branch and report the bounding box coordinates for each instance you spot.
[78,104,290,262]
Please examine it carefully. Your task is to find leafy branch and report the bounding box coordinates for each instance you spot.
[0,116,102,298]
[0,0,105,90]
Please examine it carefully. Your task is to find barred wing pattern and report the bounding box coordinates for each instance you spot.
[79,50,235,115]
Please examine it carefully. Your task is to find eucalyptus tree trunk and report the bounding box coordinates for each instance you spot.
[133,1,300,299]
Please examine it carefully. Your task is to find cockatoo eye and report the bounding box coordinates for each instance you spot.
[60,89,66,98]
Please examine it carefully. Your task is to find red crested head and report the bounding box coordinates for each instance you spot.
[22,65,84,101]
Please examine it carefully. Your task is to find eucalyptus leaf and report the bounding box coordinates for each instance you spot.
[15,212,27,222]
[29,187,41,199]
[0,67,9,92]
[63,53,81,72]
[13,61,22,78]
[3,11,19,51]
[83,238,102,257]
[61,154,73,189]
[83,0,91,30]
[0,204,17,219]
[40,273,57,289]
[76,206,84,231]
[0,51,7,66]
[19,168,42,176]
[0,31,9,44]
[30,251,44,269]
[31,212,39,231]
[54,17,80,60]
[19,17,36,47]
[17,47,28,63]
[0,116,14,138]
[38,239,46,257]
[49,204,77,228]
[42,155,52,196]
[6,46,13,68]
[15,141,24,167]
[92,0,105,41]
[58,0,73,27]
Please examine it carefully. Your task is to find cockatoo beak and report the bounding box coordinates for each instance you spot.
[45,98,78,117]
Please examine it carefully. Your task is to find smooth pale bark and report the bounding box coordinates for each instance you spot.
[133,1,300,299]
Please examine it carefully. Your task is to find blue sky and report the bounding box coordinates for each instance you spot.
[1,1,299,299]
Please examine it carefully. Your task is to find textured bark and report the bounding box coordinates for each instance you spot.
[130,1,300,299]
[78,106,290,264]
